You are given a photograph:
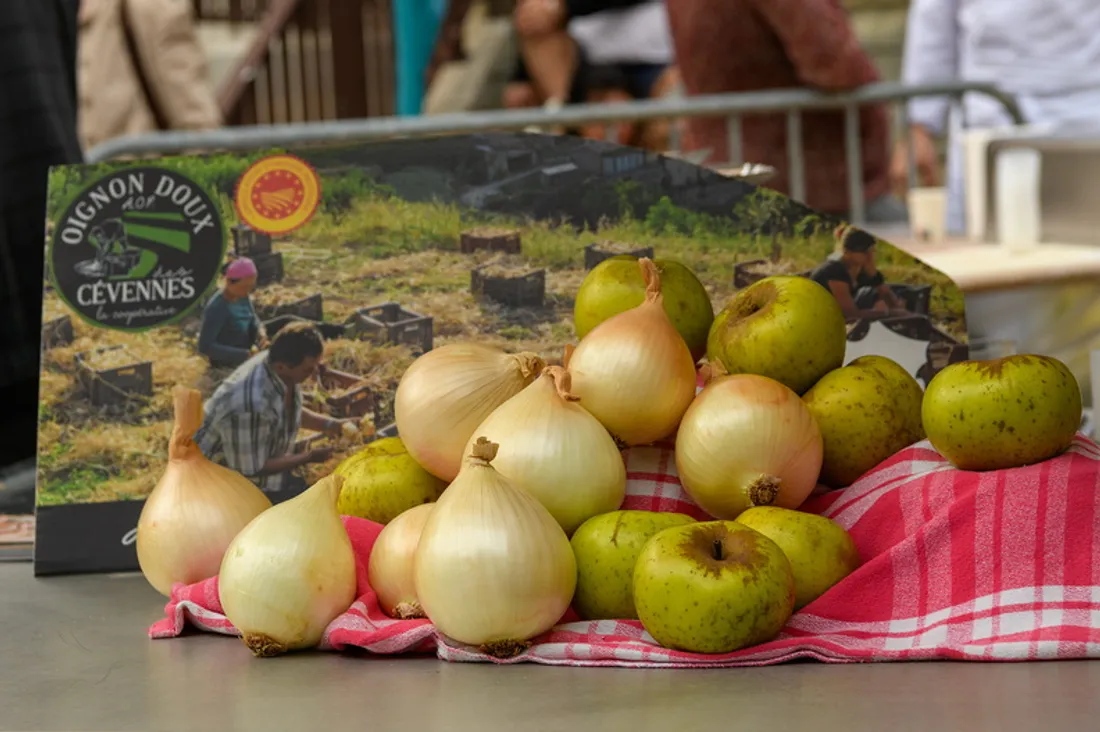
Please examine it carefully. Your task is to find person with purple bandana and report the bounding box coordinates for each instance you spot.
[197,257,267,368]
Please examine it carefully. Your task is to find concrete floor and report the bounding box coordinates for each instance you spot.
[2,563,1099,731]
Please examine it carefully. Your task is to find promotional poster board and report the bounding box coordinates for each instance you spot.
[32,132,968,575]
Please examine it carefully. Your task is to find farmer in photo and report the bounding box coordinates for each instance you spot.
[809,226,913,321]
[194,322,356,501]
[197,257,267,368]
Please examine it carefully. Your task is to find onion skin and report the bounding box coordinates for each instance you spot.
[675,374,823,519]
[218,474,357,657]
[368,503,434,618]
[574,256,715,362]
[136,387,271,597]
[395,343,544,482]
[413,438,576,657]
[567,258,697,446]
[467,366,626,535]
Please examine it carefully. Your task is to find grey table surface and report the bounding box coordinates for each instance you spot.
[2,562,1099,732]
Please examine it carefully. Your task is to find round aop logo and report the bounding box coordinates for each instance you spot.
[49,167,225,332]
[234,154,322,235]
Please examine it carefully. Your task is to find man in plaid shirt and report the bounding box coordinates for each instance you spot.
[195,322,356,500]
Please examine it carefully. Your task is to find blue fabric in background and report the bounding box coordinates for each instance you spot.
[393,0,449,116]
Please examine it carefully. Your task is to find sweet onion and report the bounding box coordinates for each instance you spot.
[394,343,545,481]
[567,258,697,445]
[136,386,271,597]
[675,373,823,518]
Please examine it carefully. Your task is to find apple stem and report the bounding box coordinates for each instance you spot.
[749,475,781,506]
[712,539,724,561]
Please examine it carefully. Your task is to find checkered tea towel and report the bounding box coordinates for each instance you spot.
[149,435,1100,667]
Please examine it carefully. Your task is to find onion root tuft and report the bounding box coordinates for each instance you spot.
[749,476,781,506]
[243,633,290,658]
[394,602,426,620]
[481,639,532,658]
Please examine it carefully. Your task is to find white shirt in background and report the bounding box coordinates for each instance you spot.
[567,0,673,67]
[902,0,1100,233]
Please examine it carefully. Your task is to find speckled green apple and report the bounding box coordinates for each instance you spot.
[632,521,795,654]
[802,355,925,487]
[921,354,1082,471]
[735,506,860,610]
[849,355,926,444]
[573,256,714,361]
[570,510,696,620]
[707,275,847,395]
[334,437,447,524]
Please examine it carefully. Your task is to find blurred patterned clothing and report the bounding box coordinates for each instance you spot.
[665,0,892,216]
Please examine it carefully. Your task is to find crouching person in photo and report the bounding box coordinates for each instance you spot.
[194,322,357,502]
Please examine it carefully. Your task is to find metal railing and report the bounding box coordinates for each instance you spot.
[86,80,1024,226]
[0,79,1024,511]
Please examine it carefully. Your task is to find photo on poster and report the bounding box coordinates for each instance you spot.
[33,132,967,574]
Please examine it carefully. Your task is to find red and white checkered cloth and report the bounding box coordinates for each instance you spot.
[149,433,1100,667]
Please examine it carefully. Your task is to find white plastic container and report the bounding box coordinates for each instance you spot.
[907,187,947,242]
[994,147,1043,253]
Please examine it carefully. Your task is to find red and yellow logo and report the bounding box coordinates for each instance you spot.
[234,154,322,235]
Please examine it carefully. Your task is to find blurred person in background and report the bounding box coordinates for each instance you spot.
[77,0,221,152]
[508,0,680,149]
[895,0,1100,234]
[665,0,906,223]
[0,0,83,487]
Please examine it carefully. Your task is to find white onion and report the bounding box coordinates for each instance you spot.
[567,258,697,445]
[468,366,625,535]
[395,343,544,481]
[218,474,357,657]
[675,374,823,518]
[367,503,433,618]
[414,438,576,657]
[136,387,271,597]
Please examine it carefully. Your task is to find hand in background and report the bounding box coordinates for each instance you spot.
[890,125,940,197]
[307,447,335,464]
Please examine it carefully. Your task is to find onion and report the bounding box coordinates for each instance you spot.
[414,438,576,657]
[675,373,823,519]
[367,503,434,618]
[218,474,357,657]
[136,387,271,597]
[567,258,697,445]
[395,342,545,481]
[468,366,626,535]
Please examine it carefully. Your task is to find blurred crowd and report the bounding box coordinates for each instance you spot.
[4,0,1100,471]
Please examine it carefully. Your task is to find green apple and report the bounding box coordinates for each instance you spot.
[570,510,696,620]
[802,354,925,487]
[735,506,860,610]
[574,256,714,361]
[848,355,926,444]
[922,354,1082,471]
[633,521,795,654]
[707,275,847,395]
[334,437,447,523]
